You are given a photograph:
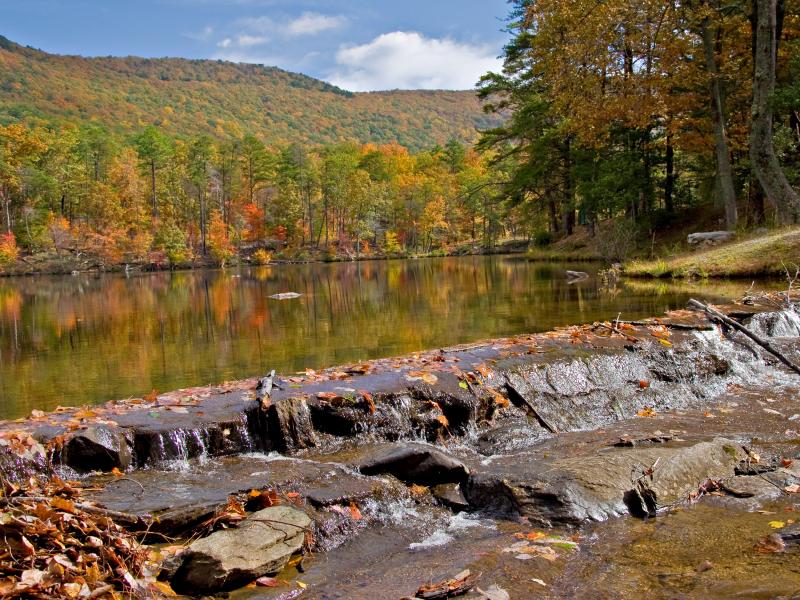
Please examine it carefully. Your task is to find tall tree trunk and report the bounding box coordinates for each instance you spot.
[2,189,11,233]
[701,21,738,230]
[750,0,800,223]
[548,200,559,234]
[150,161,158,219]
[749,174,767,225]
[665,134,675,212]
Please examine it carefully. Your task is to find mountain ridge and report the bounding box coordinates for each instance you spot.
[0,35,498,150]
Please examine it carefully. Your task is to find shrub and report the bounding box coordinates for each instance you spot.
[0,231,19,267]
[252,248,272,265]
[383,231,402,254]
[154,221,191,266]
[208,211,236,267]
[533,230,553,247]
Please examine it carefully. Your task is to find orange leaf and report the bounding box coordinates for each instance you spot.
[360,391,376,414]
[436,414,450,428]
[638,380,650,389]
[51,497,77,514]
[637,407,656,417]
[144,389,159,403]
[475,364,491,378]
[349,502,362,520]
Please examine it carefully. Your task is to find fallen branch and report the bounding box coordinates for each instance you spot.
[504,382,558,434]
[687,299,800,376]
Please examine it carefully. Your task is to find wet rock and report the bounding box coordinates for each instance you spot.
[464,438,744,525]
[780,524,800,546]
[407,372,482,432]
[501,352,653,433]
[85,453,393,536]
[304,476,380,507]
[268,397,317,452]
[475,420,548,455]
[0,445,49,484]
[432,483,470,511]
[62,426,132,472]
[171,506,311,593]
[308,393,415,439]
[359,443,470,486]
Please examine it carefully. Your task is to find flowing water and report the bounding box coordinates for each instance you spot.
[0,256,779,418]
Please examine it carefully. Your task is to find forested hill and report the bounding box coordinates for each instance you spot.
[0,35,498,150]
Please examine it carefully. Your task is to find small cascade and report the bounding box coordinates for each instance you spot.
[748,308,800,338]
[142,427,211,470]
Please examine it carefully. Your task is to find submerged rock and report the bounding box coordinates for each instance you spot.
[432,483,470,511]
[359,443,470,486]
[171,505,311,593]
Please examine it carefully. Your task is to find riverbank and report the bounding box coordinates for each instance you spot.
[625,228,800,278]
[2,292,799,597]
[0,238,530,278]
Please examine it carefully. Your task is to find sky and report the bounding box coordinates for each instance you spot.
[0,0,511,91]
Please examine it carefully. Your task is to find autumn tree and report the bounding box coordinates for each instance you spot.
[133,125,171,219]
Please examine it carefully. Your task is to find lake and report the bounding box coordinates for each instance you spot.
[0,256,766,419]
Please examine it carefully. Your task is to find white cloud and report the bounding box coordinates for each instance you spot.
[217,38,232,48]
[236,34,268,47]
[185,26,214,42]
[237,15,274,33]
[286,12,346,36]
[328,31,501,92]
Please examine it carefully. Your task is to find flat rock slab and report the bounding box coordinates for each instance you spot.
[464,438,745,525]
[86,453,389,534]
[171,505,311,593]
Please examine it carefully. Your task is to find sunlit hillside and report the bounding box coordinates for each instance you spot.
[0,35,499,150]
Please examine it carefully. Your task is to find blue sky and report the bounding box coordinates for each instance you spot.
[0,0,511,91]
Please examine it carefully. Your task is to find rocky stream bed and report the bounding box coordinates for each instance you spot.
[2,298,800,599]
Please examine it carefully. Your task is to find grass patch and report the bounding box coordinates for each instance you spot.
[624,228,800,278]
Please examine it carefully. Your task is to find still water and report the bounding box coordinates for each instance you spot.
[0,256,765,418]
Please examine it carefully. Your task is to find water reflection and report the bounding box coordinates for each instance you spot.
[0,257,764,417]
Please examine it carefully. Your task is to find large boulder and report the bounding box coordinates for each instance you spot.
[359,443,470,486]
[171,506,311,593]
[62,426,132,472]
[687,231,735,246]
[464,438,744,525]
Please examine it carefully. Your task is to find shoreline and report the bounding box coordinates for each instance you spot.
[0,240,532,278]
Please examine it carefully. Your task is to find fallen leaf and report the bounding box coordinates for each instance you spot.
[785,484,800,494]
[638,380,650,389]
[768,520,786,529]
[360,391,376,414]
[637,407,657,418]
[150,581,177,596]
[255,576,280,587]
[755,533,786,553]
[349,502,362,520]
